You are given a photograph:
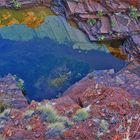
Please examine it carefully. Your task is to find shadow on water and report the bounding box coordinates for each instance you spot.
[0,37,127,101]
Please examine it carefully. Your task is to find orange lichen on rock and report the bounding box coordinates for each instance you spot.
[0,6,55,28]
[7,18,19,26]
[23,12,44,28]
[100,41,128,60]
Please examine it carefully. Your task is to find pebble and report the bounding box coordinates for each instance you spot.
[35,133,40,138]
[96,101,100,104]
[14,120,19,126]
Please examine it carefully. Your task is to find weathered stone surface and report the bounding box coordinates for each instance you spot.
[49,0,140,62]
[122,34,140,62]
[0,74,28,109]
[92,62,140,98]
[0,69,139,140]
[0,0,5,7]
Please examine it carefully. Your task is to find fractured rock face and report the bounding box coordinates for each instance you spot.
[123,34,140,62]
[50,0,140,61]
[93,62,140,98]
[0,0,6,7]
[0,74,28,109]
[44,0,140,62]
[0,0,140,61]
[5,0,37,8]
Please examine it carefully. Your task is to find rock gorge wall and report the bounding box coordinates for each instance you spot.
[50,0,140,62]
[123,0,140,7]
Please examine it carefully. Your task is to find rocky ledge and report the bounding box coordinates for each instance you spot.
[50,0,140,62]
[0,63,140,140]
[0,74,28,110]
[0,0,140,62]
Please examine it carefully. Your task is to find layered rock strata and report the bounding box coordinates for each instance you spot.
[50,0,140,61]
[0,74,28,109]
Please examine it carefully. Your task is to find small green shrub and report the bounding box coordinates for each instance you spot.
[49,74,69,88]
[12,0,21,9]
[100,120,109,132]
[49,122,65,130]
[97,11,104,17]
[109,31,113,35]
[46,120,73,138]
[36,104,58,123]
[45,122,65,138]
[17,78,24,90]
[57,116,74,128]
[14,75,25,90]
[24,109,34,117]
[0,108,10,115]
[0,101,8,113]
[98,35,105,41]
[111,20,116,28]
[130,6,140,19]
[73,108,89,122]
[87,19,97,26]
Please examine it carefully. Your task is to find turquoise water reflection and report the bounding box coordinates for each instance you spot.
[0,16,126,101]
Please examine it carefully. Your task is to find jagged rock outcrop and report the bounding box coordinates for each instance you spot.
[0,74,28,109]
[0,0,50,8]
[50,0,140,61]
[0,64,140,140]
[91,62,140,98]
[123,34,140,62]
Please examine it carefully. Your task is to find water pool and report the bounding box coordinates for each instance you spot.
[0,15,127,101]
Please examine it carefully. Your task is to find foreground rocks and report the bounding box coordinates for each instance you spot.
[91,62,140,98]
[0,64,140,140]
